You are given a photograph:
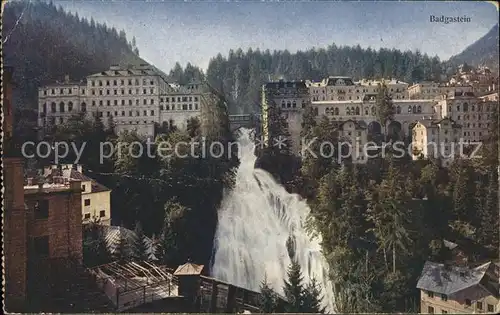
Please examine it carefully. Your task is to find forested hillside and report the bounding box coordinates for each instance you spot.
[206,46,447,113]
[2,0,143,109]
[448,24,499,70]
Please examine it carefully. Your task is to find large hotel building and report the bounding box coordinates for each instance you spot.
[261,75,498,165]
[37,64,203,137]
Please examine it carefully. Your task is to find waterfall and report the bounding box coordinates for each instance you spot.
[211,128,335,312]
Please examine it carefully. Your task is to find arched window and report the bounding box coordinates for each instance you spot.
[417,105,422,113]
[160,105,164,110]
[314,107,319,116]
[371,107,376,115]
[335,107,339,115]
[463,103,469,112]
[412,105,417,114]
[471,105,475,111]
[396,106,401,114]
[42,103,47,113]
[355,107,360,115]
[51,102,56,113]
[365,108,369,115]
[281,100,285,108]
[287,101,291,108]
[80,102,86,112]
[68,101,73,112]
[59,102,65,112]
[408,106,412,113]
[346,107,351,115]
[325,107,331,115]
[292,101,297,108]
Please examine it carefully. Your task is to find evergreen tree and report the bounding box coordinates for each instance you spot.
[375,83,395,140]
[259,276,277,313]
[114,228,130,262]
[302,278,326,313]
[478,170,499,250]
[133,221,149,261]
[283,260,304,312]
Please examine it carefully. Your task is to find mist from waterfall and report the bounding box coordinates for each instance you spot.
[211,128,335,312]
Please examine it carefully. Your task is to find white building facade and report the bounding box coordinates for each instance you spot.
[38,64,203,138]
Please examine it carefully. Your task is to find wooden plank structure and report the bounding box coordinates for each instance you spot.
[198,275,263,313]
[88,261,178,312]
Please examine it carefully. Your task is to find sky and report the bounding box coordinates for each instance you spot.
[47,0,499,73]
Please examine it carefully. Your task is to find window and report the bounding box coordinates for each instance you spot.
[84,199,91,206]
[465,299,471,307]
[81,102,87,112]
[84,213,91,219]
[441,294,447,301]
[82,184,86,192]
[487,304,494,312]
[34,200,49,219]
[476,301,482,310]
[428,306,434,313]
[59,102,65,112]
[428,291,434,298]
[33,236,49,257]
[99,210,106,217]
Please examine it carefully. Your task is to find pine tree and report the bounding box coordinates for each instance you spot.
[259,276,277,313]
[283,260,304,312]
[133,221,149,261]
[302,278,326,313]
[478,170,499,250]
[375,83,395,140]
[114,228,130,262]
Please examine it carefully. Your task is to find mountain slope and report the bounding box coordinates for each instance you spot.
[2,0,144,109]
[448,24,499,69]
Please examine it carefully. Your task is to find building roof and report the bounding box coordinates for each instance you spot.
[173,262,204,276]
[416,261,492,295]
[264,80,307,90]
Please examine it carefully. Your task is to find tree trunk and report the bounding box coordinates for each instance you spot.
[365,250,368,274]
[392,243,396,274]
[383,247,388,271]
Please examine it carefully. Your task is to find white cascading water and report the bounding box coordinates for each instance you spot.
[211,128,335,313]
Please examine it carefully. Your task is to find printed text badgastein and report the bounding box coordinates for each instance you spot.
[430,15,471,24]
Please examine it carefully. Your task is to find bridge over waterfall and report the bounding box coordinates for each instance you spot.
[228,114,261,133]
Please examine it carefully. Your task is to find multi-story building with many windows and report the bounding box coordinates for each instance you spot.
[38,64,203,137]
[412,117,463,167]
[435,91,496,143]
[307,76,409,102]
[261,80,309,153]
[261,73,496,165]
[417,261,499,314]
[408,82,474,100]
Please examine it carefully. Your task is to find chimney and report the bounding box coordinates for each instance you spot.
[70,180,82,193]
[64,74,70,83]
[38,182,44,190]
[27,178,33,186]
[76,164,83,173]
